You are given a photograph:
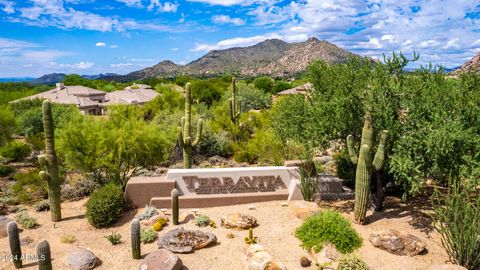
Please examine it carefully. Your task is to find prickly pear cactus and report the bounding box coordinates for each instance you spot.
[171,188,179,225]
[347,111,388,224]
[131,218,141,259]
[38,100,61,221]
[177,82,203,168]
[229,77,242,123]
[36,240,52,270]
[7,221,22,269]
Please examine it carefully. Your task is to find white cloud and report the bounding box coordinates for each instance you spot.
[187,0,273,6]
[171,47,179,51]
[95,42,106,47]
[116,0,143,7]
[148,0,178,12]
[48,61,95,69]
[212,15,245,25]
[109,45,119,48]
[71,61,94,69]
[110,63,133,67]
[0,0,14,14]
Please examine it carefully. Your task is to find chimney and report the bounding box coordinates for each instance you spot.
[56,82,65,90]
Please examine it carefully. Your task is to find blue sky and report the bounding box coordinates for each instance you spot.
[0,0,479,77]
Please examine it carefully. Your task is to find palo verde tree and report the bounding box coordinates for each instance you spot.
[178,82,203,168]
[38,100,62,222]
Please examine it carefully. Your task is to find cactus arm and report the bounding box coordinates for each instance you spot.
[7,222,22,269]
[346,135,358,165]
[372,130,388,172]
[354,144,372,224]
[177,127,185,148]
[171,189,179,225]
[131,219,141,259]
[36,240,52,270]
[192,119,203,147]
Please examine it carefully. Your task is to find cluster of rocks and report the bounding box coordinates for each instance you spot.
[136,167,168,177]
[316,174,354,201]
[369,229,426,256]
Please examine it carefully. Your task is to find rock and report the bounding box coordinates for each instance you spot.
[300,256,311,267]
[63,248,98,270]
[314,244,340,265]
[369,230,426,256]
[221,213,257,229]
[426,264,467,270]
[292,203,319,220]
[243,244,286,270]
[157,227,217,253]
[0,216,13,238]
[139,249,183,270]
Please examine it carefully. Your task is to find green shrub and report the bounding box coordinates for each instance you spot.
[136,205,159,221]
[433,179,480,270]
[8,170,47,203]
[25,133,45,151]
[0,141,31,161]
[105,232,122,245]
[194,214,211,227]
[15,211,39,229]
[0,106,15,146]
[86,183,125,228]
[140,228,156,244]
[333,149,356,188]
[196,130,233,158]
[34,199,50,212]
[0,164,14,177]
[61,177,100,201]
[298,160,318,201]
[337,254,369,270]
[253,76,274,93]
[236,82,272,110]
[295,210,362,253]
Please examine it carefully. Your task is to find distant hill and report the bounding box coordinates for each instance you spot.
[0,77,35,83]
[106,37,357,81]
[452,53,480,75]
[31,73,120,85]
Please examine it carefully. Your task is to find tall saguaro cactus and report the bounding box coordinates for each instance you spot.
[38,100,61,222]
[36,240,52,270]
[177,82,203,168]
[7,222,22,269]
[347,111,388,224]
[229,77,242,123]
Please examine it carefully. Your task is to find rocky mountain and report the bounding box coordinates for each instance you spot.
[453,53,480,74]
[107,37,356,81]
[30,73,66,85]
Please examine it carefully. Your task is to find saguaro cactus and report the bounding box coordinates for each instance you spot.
[36,240,52,270]
[347,111,388,224]
[177,82,203,168]
[38,100,61,222]
[229,77,242,123]
[7,221,22,269]
[171,188,179,225]
[131,218,140,259]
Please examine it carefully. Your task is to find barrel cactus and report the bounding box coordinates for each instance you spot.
[229,77,242,123]
[171,188,179,225]
[36,240,52,270]
[7,221,22,269]
[347,111,388,224]
[38,100,61,221]
[177,82,203,168]
[131,218,141,259]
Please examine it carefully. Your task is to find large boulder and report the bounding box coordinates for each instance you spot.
[369,230,426,256]
[242,244,286,270]
[157,227,217,253]
[291,202,319,221]
[139,249,183,270]
[63,248,98,270]
[221,213,257,230]
[0,216,13,238]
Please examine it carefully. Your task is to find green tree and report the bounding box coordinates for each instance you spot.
[253,76,274,93]
[0,106,16,146]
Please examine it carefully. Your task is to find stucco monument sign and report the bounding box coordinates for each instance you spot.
[125,166,303,208]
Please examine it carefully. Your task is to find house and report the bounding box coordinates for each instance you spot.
[272,82,313,103]
[13,83,158,115]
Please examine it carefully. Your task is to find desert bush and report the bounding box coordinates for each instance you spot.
[60,234,77,244]
[190,80,223,106]
[337,254,369,270]
[233,128,287,165]
[15,211,39,229]
[0,106,15,146]
[105,232,122,245]
[86,183,125,228]
[0,164,14,177]
[140,228,156,244]
[196,129,233,158]
[333,149,356,188]
[61,177,100,201]
[8,170,47,203]
[136,205,159,221]
[58,107,174,186]
[295,210,362,253]
[235,82,271,110]
[34,199,50,212]
[194,214,211,227]
[253,76,274,93]
[0,141,31,161]
[298,160,319,201]
[25,133,45,151]
[433,179,480,270]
